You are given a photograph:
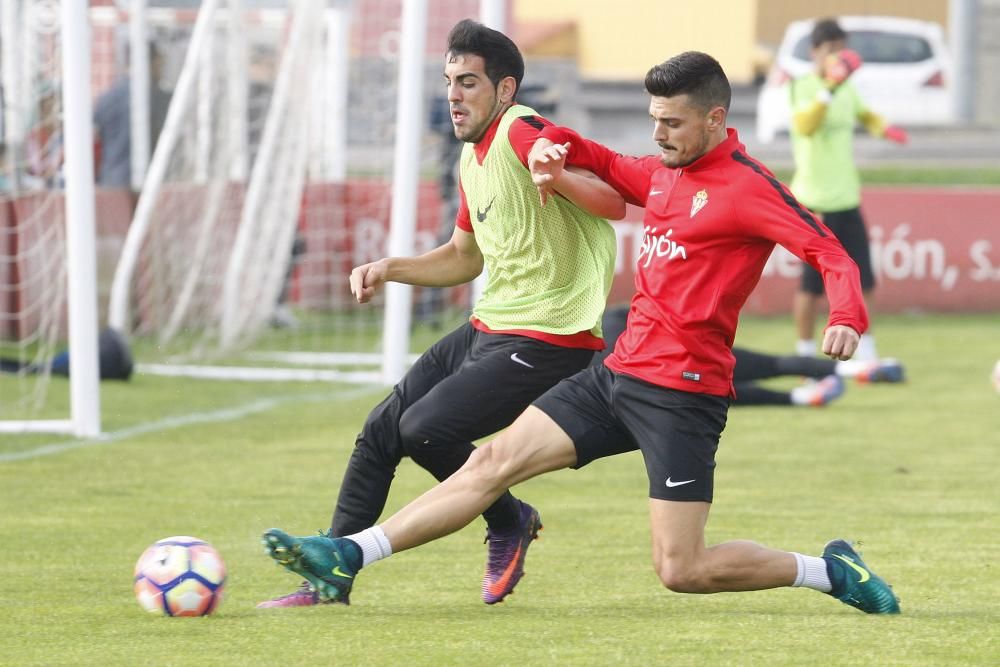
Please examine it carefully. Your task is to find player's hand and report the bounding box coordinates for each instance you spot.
[883,124,908,145]
[821,325,860,361]
[349,259,389,304]
[823,49,862,88]
[528,139,570,206]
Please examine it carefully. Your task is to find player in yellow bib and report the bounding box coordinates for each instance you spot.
[788,17,907,380]
[258,19,621,608]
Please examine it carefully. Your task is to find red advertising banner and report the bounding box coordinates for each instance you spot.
[4,185,996,337]
[608,187,1000,314]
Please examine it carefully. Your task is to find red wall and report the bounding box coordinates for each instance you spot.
[3,185,996,341]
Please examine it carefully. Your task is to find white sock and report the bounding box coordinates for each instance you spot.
[855,334,878,362]
[344,526,393,568]
[796,339,816,357]
[835,359,866,377]
[789,385,813,406]
[792,552,832,592]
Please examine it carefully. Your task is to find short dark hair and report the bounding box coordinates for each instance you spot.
[644,51,731,113]
[811,18,847,48]
[446,19,524,96]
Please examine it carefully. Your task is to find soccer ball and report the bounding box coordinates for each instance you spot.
[133,536,226,616]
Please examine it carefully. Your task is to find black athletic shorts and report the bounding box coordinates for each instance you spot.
[533,364,730,502]
[801,207,876,295]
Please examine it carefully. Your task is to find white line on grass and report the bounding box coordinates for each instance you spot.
[0,386,381,463]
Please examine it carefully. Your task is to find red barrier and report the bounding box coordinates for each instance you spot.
[4,185,995,338]
[610,187,1000,314]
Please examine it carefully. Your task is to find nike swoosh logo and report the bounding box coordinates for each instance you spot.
[665,477,695,488]
[649,189,663,196]
[476,196,496,223]
[510,352,534,368]
[486,545,522,596]
[832,554,870,583]
[331,566,354,579]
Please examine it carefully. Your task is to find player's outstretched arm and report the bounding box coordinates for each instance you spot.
[348,228,483,303]
[859,110,908,144]
[549,166,627,220]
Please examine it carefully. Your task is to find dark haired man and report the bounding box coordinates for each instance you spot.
[258,19,621,608]
[264,51,899,615]
[789,17,907,373]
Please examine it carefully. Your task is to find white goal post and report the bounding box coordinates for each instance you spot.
[2,0,510,435]
[0,0,100,437]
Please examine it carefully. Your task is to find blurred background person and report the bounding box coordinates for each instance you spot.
[93,44,169,189]
[595,305,903,410]
[786,17,907,369]
[0,143,10,193]
[24,81,63,189]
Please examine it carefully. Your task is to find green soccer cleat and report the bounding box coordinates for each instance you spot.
[822,539,900,614]
[262,528,361,603]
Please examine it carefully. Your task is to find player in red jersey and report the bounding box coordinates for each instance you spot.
[263,51,899,614]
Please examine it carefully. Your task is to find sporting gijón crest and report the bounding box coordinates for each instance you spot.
[690,189,708,218]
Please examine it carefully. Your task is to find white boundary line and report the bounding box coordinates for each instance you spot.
[0,385,381,464]
[138,363,382,383]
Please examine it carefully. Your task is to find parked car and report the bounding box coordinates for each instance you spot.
[755,16,953,142]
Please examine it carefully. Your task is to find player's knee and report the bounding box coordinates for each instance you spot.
[654,557,707,593]
[459,440,515,490]
[397,408,438,458]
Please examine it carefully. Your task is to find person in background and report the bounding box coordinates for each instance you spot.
[24,82,63,189]
[788,17,907,373]
[93,44,169,189]
[0,143,11,194]
[596,304,903,408]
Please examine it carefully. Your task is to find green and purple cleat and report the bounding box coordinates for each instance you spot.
[262,528,361,603]
[481,501,543,604]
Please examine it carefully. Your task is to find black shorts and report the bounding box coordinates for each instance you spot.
[801,207,876,295]
[533,364,730,502]
[400,322,598,445]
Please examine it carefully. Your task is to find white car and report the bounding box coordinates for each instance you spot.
[755,16,954,143]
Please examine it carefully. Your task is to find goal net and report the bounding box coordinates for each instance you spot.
[107,0,486,385]
[1,0,100,435]
[2,0,498,432]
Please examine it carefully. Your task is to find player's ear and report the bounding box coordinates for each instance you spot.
[706,105,726,131]
[498,76,516,104]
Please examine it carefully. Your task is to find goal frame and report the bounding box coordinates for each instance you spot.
[0,0,101,437]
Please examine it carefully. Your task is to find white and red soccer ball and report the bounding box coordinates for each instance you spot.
[134,536,226,616]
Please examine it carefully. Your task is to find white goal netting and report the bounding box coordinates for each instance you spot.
[1,0,71,422]
[108,0,484,384]
[2,0,495,428]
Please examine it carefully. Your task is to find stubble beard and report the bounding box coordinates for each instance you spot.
[659,130,711,168]
[456,96,507,144]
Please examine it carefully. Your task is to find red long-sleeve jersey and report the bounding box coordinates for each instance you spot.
[540,126,869,397]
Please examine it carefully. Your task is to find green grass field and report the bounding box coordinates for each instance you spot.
[2,313,998,666]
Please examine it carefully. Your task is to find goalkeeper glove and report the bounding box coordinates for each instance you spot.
[883,125,909,145]
[823,49,862,88]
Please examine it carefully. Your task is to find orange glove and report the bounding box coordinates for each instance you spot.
[883,125,909,145]
[823,49,862,88]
